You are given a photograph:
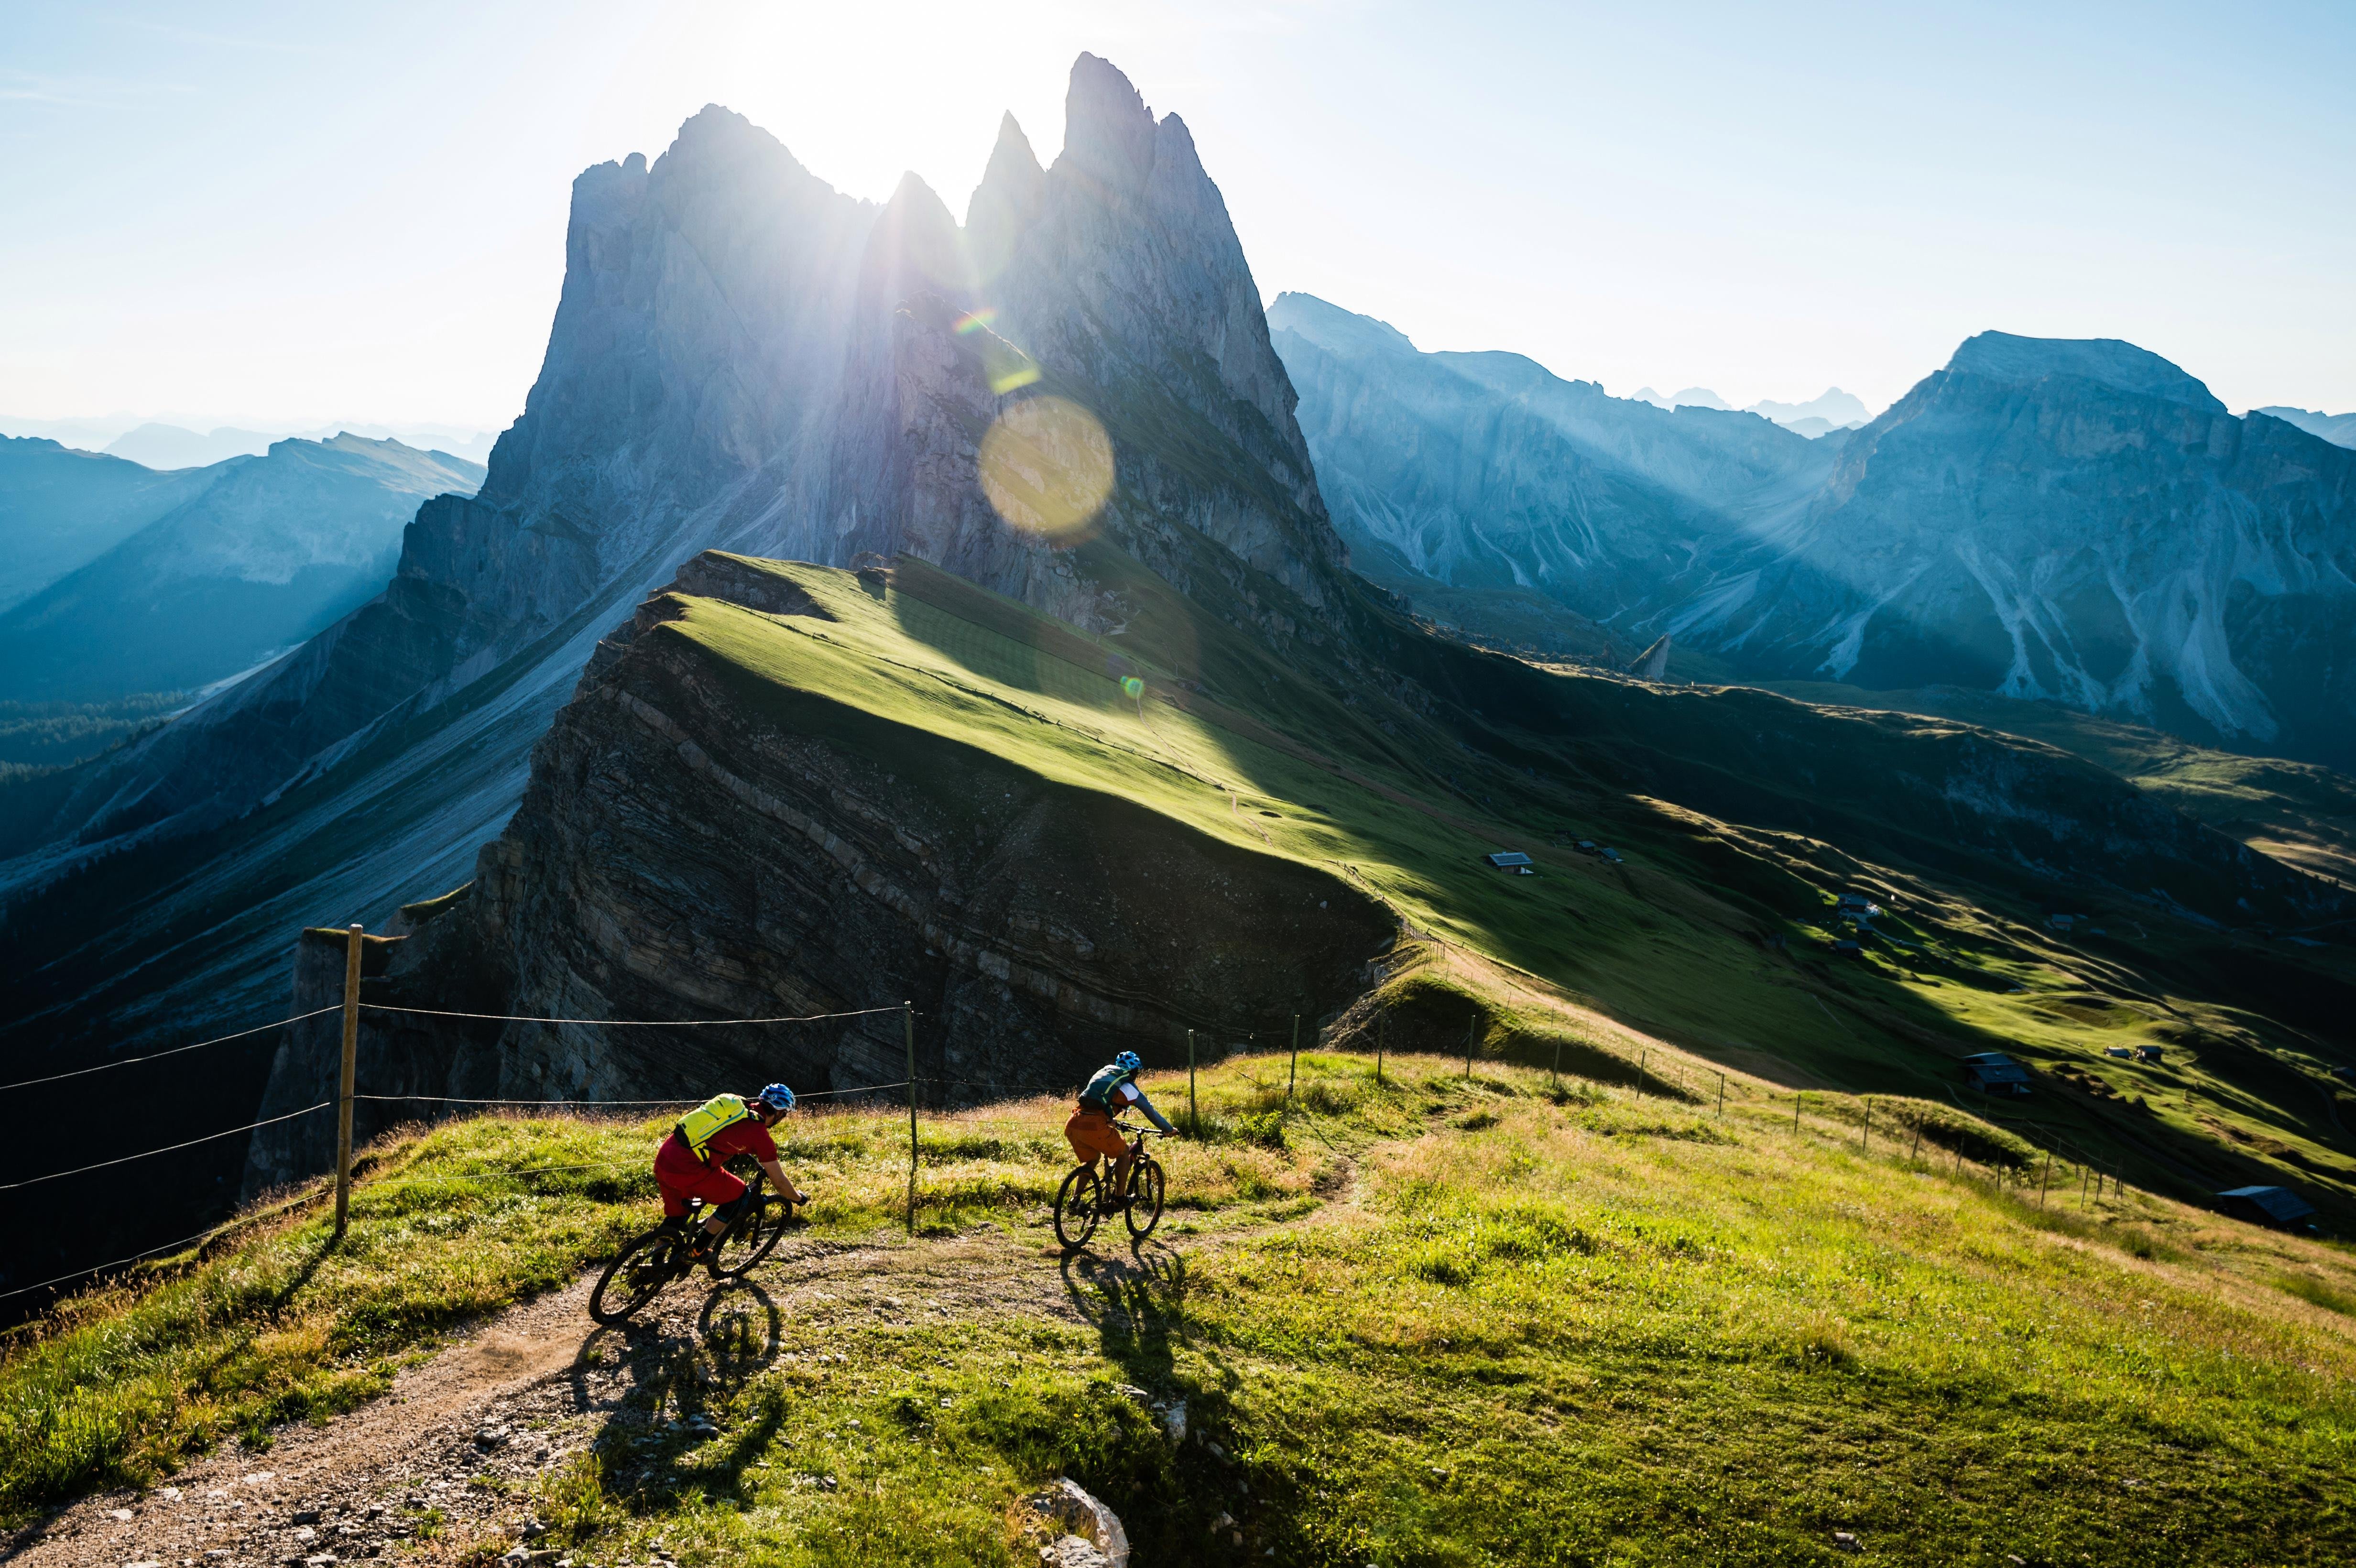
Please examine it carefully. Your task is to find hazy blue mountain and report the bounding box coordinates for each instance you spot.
[103,423,282,469]
[0,413,149,450]
[1630,384,1869,431]
[1660,335,2356,767]
[0,436,215,610]
[2257,406,2356,449]
[1268,292,1831,642]
[0,435,483,703]
[1748,387,1871,429]
[1281,304,2356,769]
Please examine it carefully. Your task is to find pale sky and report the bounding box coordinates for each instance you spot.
[2,0,2350,434]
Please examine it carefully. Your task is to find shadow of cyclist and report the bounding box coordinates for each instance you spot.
[1058,1238,1189,1392]
[564,1279,788,1515]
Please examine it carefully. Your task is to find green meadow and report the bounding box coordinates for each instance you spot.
[5,1051,2353,1562]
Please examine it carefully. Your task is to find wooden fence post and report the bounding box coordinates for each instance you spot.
[334,922,361,1241]
[1637,1047,1648,1095]
[1716,1072,1725,1118]
[1909,1121,1922,1163]
[904,1002,917,1234]
[1861,1098,1871,1152]
[1793,1089,1803,1133]
[1465,1012,1476,1079]
[1376,1013,1386,1087]
[1188,1028,1198,1131]
[1289,1013,1301,1101]
[2039,1149,2053,1209]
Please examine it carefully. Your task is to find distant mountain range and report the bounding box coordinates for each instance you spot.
[0,434,482,705]
[5,50,2351,1308]
[0,436,215,611]
[0,415,502,468]
[1629,383,1872,435]
[1275,297,2356,770]
[2258,405,2356,449]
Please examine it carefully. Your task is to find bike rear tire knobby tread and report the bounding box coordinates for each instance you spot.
[1054,1165,1102,1250]
[589,1229,679,1324]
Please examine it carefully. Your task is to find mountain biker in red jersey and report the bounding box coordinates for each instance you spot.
[1065,1051,1176,1200]
[655,1083,809,1259]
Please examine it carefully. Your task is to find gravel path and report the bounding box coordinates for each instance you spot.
[2,1224,1178,1568]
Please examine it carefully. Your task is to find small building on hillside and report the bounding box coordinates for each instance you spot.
[2217,1185,2317,1230]
[2134,1045,2164,1064]
[2104,1045,2135,1060]
[1835,892,1880,918]
[1962,1052,2033,1096]
[1485,851,1534,875]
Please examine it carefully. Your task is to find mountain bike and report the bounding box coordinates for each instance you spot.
[1053,1122,1168,1250]
[588,1167,804,1325]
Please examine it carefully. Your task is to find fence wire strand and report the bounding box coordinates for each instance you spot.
[0,1102,333,1192]
[357,1004,902,1027]
[0,1007,340,1094]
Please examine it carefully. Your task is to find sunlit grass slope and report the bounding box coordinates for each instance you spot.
[643,554,2356,1219]
[6,1055,2354,1562]
[1755,677,2356,891]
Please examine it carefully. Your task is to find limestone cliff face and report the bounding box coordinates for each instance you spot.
[1269,292,1825,622]
[245,553,1391,1190]
[1279,298,2356,771]
[1676,334,2356,767]
[6,54,1359,1151]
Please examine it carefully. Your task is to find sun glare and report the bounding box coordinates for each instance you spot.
[976,394,1115,544]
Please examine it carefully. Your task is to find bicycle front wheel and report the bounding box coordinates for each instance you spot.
[1123,1157,1165,1239]
[589,1229,683,1324]
[710,1191,785,1279]
[1054,1165,1102,1250]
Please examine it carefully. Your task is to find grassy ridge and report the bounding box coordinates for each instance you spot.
[647,556,2356,1219]
[1751,677,2356,891]
[6,1052,2353,1562]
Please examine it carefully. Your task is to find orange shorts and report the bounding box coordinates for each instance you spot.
[1064,1107,1129,1166]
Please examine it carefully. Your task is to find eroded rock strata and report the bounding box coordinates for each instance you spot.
[247,556,1389,1191]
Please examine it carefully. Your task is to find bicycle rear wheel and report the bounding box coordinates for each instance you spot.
[589,1229,683,1324]
[709,1190,785,1279]
[1054,1165,1102,1250]
[1123,1157,1165,1239]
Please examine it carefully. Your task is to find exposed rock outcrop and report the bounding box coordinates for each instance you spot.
[1687,335,2356,767]
[1278,297,2356,770]
[247,554,1391,1191]
[5,53,1369,1209]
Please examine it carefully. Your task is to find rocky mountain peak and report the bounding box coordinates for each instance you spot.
[1267,292,1419,361]
[1946,329,2225,416]
[966,113,1047,274]
[1057,51,1159,198]
[862,171,968,303]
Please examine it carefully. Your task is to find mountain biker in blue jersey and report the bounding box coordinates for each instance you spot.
[1064,1051,1176,1200]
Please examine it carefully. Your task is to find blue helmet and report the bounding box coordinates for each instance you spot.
[757,1082,796,1113]
[1114,1051,1142,1073]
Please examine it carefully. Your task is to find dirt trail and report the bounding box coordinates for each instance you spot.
[4,1226,1193,1568]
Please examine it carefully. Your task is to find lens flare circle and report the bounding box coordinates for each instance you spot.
[976,395,1115,544]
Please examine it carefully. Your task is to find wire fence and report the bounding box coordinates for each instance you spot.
[3,989,2175,1310]
[0,1102,335,1192]
[355,1003,905,1027]
[0,1006,340,1094]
